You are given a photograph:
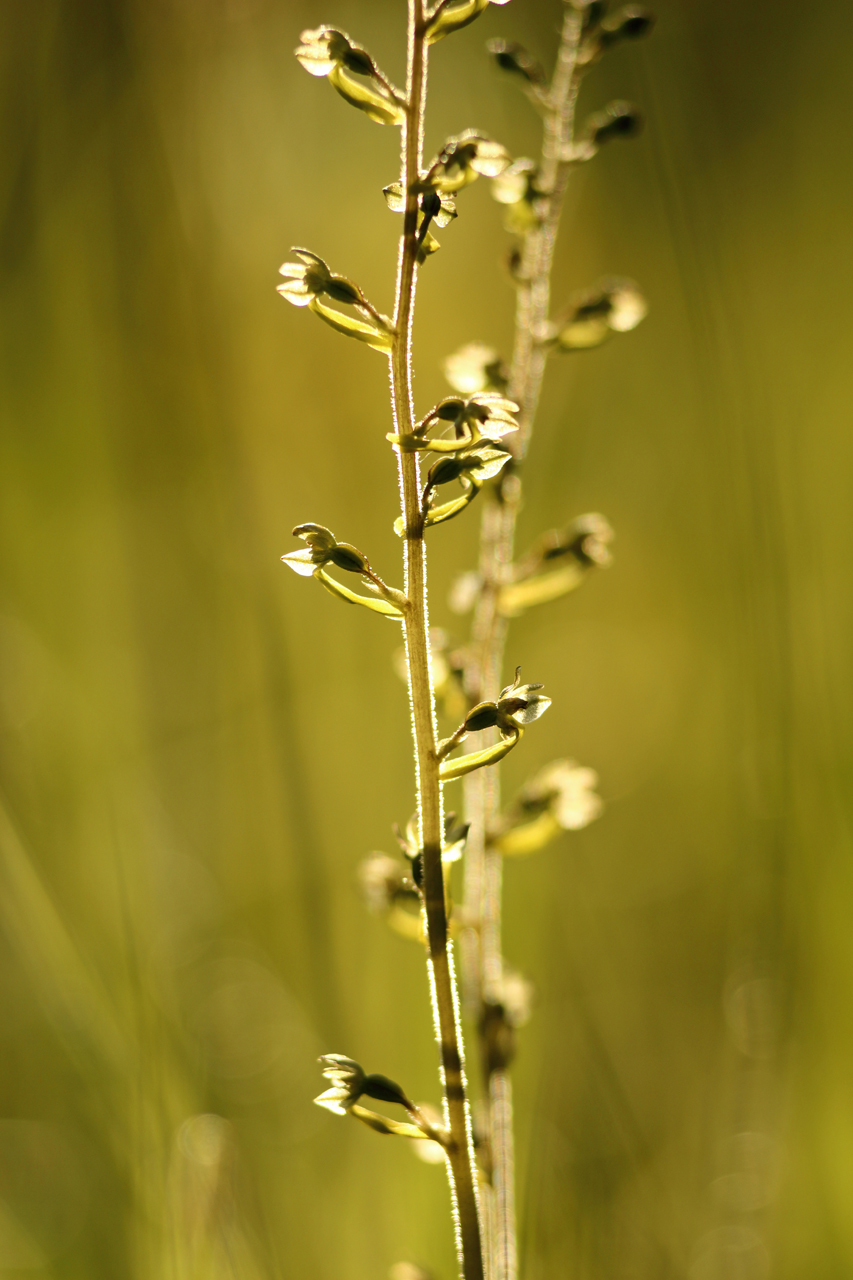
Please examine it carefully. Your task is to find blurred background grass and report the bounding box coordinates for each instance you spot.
[1,0,852,1276]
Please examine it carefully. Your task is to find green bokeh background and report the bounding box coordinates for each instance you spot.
[1,1,852,1276]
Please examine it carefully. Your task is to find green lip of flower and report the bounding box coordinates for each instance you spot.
[496,671,552,729]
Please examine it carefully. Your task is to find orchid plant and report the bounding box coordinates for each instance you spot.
[278,4,652,1278]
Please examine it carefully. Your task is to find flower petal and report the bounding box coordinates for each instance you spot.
[281,550,318,576]
[511,695,551,725]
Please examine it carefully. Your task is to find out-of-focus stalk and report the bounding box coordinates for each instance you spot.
[462,10,585,1280]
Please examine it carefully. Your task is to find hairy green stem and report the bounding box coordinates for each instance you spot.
[392,5,484,1279]
[462,10,585,1280]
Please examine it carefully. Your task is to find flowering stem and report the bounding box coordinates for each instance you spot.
[461,10,585,1280]
[392,5,484,1280]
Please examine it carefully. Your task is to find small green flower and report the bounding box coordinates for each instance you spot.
[548,277,647,351]
[382,183,457,228]
[391,392,518,453]
[443,342,509,395]
[425,0,512,45]
[383,182,457,263]
[424,130,511,194]
[514,759,603,831]
[494,514,614,617]
[277,249,394,352]
[277,249,361,308]
[536,760,602,831]
[295,27,405,126]
[359,853,418,915]
[395,811,471,867]
[491,158,541,234]
[436,670,552,781]
[480,969,534,1071]
[393,442,512,535]
[314,1055,367,1114]
[282,525,407,619]
[494,759,603,856]
[576,101,643,159]
[281,523,369,577]
[463,669,551,739]
[521,513,615,574]
[427,443,512,491]
[429,392,518,444]
[314,1055,419,1120]
[579,5,655,67]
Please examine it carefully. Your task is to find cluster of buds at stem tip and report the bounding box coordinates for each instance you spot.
[437,669,551,783]
[281,524,408,620]
[314,1056,447,1147]
[491,759,603,856]
[486,6,653,107]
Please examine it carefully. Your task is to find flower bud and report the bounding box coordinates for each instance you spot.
[486,39,546,87]
[584,100,643,149]
[362,1073,414,1109]
[464,703,501,734]
[602,6,655,42]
